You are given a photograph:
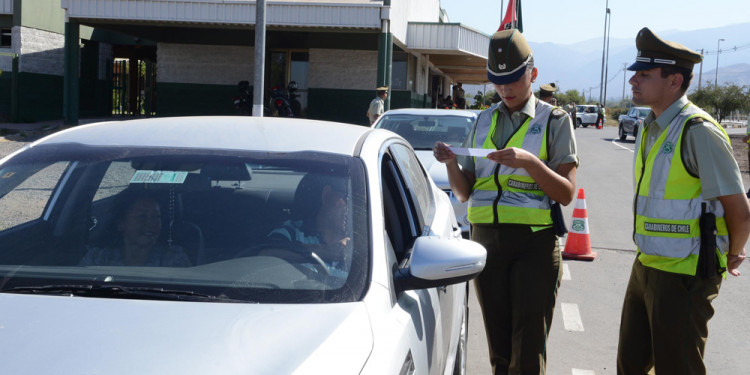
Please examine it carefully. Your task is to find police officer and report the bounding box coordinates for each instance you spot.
[539,82,557,105]
[433,29,578,375]
[366,86,388,124]
[617,27,750,375]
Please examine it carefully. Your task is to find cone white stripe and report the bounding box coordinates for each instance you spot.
[574,196,587,210]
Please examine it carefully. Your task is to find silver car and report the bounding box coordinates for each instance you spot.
[373,108,478,237]
[0,117,485,374]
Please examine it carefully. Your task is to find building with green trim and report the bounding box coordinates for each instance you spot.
[1,0,489,125]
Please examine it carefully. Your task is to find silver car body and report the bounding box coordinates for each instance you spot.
[0,117,486,375]
[372,108,478,236]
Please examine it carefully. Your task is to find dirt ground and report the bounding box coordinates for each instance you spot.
[729,134,750,190]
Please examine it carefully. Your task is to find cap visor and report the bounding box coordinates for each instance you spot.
[487,67,527,85]
[627,61,660,71]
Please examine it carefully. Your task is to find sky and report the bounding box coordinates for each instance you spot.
[440,0,749,46]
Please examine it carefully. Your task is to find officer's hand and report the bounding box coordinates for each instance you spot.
[486,147,535,168]
[727,250,746,277]
[433,141,456,163]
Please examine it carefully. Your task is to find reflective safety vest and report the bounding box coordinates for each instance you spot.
[468,101,553,225]
[633,103,729,276]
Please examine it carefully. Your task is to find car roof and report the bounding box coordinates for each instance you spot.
[33,116,375,156]
[379,108,478,118]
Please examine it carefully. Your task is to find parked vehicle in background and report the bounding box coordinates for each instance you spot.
[576,105,598,128]
[372,108,478,236]
[618,106,650,141]
[0,117,486,375]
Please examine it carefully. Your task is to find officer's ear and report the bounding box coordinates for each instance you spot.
[530,67,538,83]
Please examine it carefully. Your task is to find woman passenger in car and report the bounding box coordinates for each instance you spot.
[79,190,192,267]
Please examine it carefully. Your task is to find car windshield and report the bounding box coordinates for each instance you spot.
[376,113,476,149]
[0,144,369,304]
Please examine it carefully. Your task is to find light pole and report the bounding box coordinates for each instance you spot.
[598,0,609,104]
[622,63,628,103]
[602,7,611,106]
[715,38,724,86]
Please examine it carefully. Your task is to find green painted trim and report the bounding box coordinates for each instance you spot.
[0,15,12,28]
[390,90,431,110]
[308,88,374,126]
[63,21,80,125]
[0,74,10,122]
[156,82,242,117]
[19,0,65,34]
[15,72,64,122]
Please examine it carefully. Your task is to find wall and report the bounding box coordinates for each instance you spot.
[308,48,377,90]
[156,43,255,116]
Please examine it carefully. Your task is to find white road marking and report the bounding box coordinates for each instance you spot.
[611,138,634,152]
[561,303,585,332]
[572,369,596,375]
[562,263,571,280]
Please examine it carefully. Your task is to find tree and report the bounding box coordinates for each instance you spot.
[690,83,750,123]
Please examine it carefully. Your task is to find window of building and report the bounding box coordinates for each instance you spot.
[0,29,11,48]
[392,52,408,90]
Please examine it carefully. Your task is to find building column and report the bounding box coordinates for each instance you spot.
[63,21,80,125]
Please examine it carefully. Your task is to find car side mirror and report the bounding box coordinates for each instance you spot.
[394,236,486,293]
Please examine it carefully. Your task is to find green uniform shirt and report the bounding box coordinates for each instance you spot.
[638,95,744,199]
[458,95,578,174]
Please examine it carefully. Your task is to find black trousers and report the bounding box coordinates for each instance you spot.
[472,224,561,375]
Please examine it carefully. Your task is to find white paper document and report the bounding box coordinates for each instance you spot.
[448,147,494,157]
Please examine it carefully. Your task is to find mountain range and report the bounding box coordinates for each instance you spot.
[465,22,750,102]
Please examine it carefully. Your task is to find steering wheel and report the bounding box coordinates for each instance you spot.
[235,241,331,279]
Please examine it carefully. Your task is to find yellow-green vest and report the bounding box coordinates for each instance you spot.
[634,103,729,276]
[468,101,553,225]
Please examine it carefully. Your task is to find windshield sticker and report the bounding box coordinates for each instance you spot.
[130,170,188,184]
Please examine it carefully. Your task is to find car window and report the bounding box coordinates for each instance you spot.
[375,114,475,149]
[0,161,70,229]
[638,108,650,118]
[0,145,369,304]
[389,143,434,233]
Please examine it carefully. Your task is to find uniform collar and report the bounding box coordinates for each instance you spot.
[647,95,689,130]
[496,94,537,119]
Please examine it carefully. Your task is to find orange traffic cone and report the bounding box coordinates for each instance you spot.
[562,188,597,261]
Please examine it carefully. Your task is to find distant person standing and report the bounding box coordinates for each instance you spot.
[539,82,558,105]
[453,82,466,109]
[366,86,388,124]
[743,107,750,172]
[596,102,605,127]
[617,27,750,375]
[564,101,578,128]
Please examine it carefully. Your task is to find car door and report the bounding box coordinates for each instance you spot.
[381,142,456,375]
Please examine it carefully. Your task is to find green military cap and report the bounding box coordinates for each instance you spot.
[487,29,533,85]
[539,82,557,97]
[627,27,702,71]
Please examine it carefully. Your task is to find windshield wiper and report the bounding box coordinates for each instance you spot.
[1,284,242,302]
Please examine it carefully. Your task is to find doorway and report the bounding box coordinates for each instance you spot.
[266,50,308,117]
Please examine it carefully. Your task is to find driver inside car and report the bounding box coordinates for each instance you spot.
[266,174,352,275]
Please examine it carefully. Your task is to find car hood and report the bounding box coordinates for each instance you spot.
[415,150,449,189]
[0,293,373,375]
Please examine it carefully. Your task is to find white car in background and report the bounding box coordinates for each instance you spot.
[0,117,486,375]
[373,108,478,237]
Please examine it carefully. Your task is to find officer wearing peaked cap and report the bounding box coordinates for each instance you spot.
[433,28,578,375]
[366,86,388,125]
[539,82,557,105]
[617,27,750,375]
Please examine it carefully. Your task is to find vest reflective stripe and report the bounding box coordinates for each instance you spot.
[633,104,729,275]
[468,101,553,225]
